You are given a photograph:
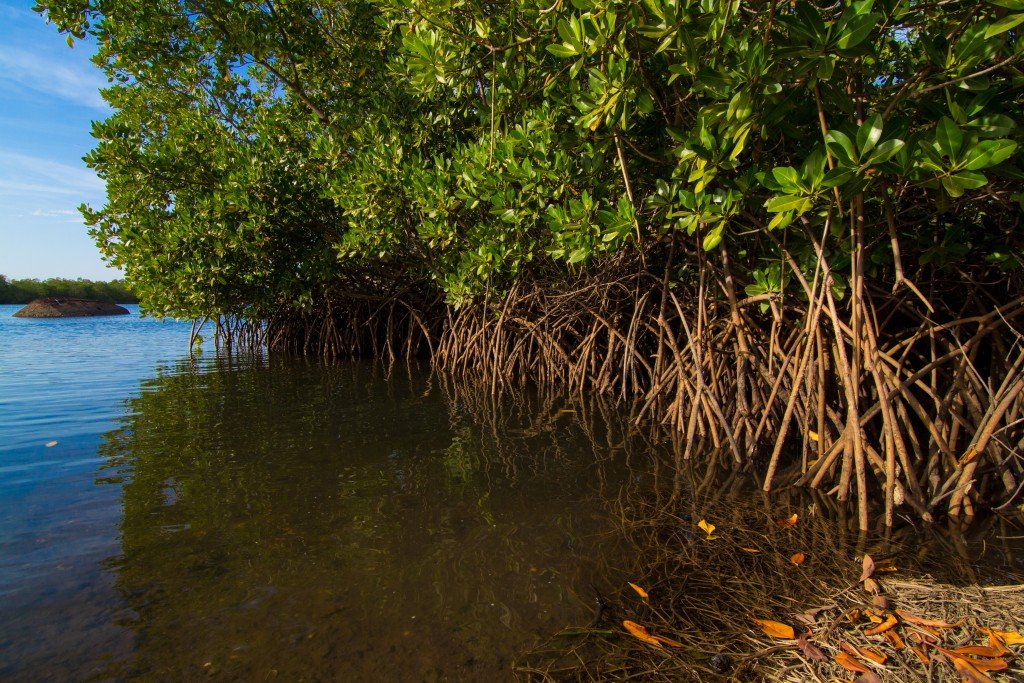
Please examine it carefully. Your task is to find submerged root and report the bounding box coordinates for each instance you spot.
[515,492,1024,681]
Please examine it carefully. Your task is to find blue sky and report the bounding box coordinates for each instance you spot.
[0,1,115,280]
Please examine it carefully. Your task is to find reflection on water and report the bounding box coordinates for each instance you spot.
[2,309,1022,681]
[89,358,638,680]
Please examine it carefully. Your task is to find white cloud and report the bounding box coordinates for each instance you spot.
[0,150,105,196]
[0,46,108,110]
[32,208,84,223]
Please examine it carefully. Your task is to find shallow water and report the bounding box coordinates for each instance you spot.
[0,306,639,680]
[1,305,1022,681]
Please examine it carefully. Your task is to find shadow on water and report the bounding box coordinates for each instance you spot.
[90,357,653,681]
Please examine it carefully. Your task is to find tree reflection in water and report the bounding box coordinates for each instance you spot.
[96,357,649,680]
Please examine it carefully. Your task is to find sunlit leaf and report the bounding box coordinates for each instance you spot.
[698,519,718,539]
[628,582,649,599]
[790,552,805,565]
[834,651,870,673]
[623,620,662,647]
[982,628,1024,646]
[863,613,898,636]
[752,618,795,639]
[776,513,798,528]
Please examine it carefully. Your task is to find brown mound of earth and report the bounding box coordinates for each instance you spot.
[12,298,130,318]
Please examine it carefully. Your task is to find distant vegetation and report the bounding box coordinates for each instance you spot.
[0,275,136,305]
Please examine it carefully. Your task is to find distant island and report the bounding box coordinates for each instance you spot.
[13,298,130,318]
[0,275,136,305]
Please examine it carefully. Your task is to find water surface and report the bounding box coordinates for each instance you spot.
[0,306,636,680]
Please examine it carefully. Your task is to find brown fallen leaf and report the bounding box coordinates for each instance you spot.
[855,673,883,683]
[834,651,870,674]
[790,552,806,565]
[739,547,760,554]
[949,655,997,683]
[883,630,906,650]
[872,594,889,610]
[752,618,795,639]
[628,582,649,599]
[863,577,881,594]
[896,611,958,628]
[776,513,798,528]
[911,645,930,665]
[859,554,875,582]
[623,620,662,647]
[863,614,898,636]
[796,632,826,662]
[909,631,938,646]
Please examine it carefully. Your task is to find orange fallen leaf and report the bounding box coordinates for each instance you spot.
[856,672,883,683]
[752,618,795,639]
[858,647,887,665]
[628,582,649,599]
[896,611,958,628]
[911,645,930,665]
[872,594,889,610]
[652,634,682,648]
[985,632,1010,656]
[863,614,898,636]
[883,630,906,650]
[949,654,997,683]
[790,552,806,566]
[776,513,798,528]
[834,651,870,674]
[623,620,662,647]
[863,577,881,594]
[952,645,1005,658]
[937,647,1008,673]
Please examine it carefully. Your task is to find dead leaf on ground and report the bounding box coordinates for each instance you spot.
[752,618,795,640]
[790,552,806,566]
[855,672,883,683]
[872,594,889,610]
[883,630,906,650]
[739,547,760,554]
[859,554,875,582]
[873,557,898,572]
[863,614,898,636]
[776,513,798,528]
[982,627,1024,647]
[949,655,998,683]
[834,651,870,674]
[651,634,682,648]
[796,632,826,662]
[622,620,662,647]
[863,577,881,594]
[911,645,930,665]
[896,610,958,628]
[952,645,1006,658]
[697,519,718,539]
[628,582,648,599]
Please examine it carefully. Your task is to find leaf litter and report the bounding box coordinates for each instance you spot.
[516,494,1024,682]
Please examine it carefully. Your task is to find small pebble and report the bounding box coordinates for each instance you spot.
[709,653,731,673]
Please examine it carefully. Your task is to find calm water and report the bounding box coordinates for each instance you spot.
[0,305,640,680]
